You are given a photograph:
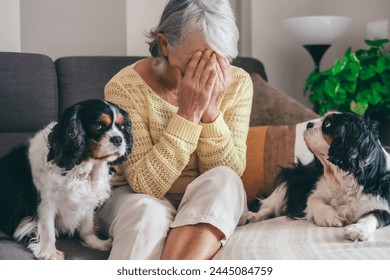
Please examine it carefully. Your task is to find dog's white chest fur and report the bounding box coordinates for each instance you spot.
[306,173,389,227]
[27,123,111,234]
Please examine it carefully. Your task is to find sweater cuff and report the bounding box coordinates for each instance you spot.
[200,113,230,138]
[166,114,202,145]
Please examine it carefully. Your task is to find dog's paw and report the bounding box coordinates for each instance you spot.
[246,210,268,223]
[344,224,373,242]
[313,210,343,227]
[35,249,65,260]
[29,242,65,260]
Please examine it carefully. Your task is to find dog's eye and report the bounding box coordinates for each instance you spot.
[324,119,331,128]
[92,123,104,131]
[116,123,125,131]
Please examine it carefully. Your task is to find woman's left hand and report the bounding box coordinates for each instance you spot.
[201,54,232,123]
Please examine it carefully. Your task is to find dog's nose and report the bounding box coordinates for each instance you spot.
[306,122,314,129]
[110,136,123,147]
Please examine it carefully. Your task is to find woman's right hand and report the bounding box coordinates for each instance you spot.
[176,50,217,124]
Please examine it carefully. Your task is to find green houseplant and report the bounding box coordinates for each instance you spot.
[305,39,390,118]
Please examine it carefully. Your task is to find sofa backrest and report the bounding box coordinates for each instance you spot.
[55,56,145,116]
[0,52,58,156]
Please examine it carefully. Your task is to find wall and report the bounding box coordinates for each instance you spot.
[126,0,166,56]
[20,0,127,59]
[0,0,21,52]
[250,0,390,108]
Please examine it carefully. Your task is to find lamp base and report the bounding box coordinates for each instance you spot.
[303,44,331,70]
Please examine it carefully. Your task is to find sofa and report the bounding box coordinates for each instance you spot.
[1,51,390,260]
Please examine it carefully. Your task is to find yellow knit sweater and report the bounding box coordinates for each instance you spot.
[104,61,253,198]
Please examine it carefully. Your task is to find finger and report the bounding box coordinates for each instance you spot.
[199,52,217,86]
[214,58,224,81]
[193,49,213,81]
[185,51,203,80]
[216,54,231,80]
[205,68,217,92]
[175,67,183,87]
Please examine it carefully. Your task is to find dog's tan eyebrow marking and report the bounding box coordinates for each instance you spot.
[99,113,112,126]
[116,114,124,126]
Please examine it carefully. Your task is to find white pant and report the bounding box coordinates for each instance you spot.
[97,166,247,260]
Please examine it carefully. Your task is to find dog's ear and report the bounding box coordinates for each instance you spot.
[328,132,357,173]
[363,108,383,139]
[110,109,133,166]
[47,104,87,170]
[328,121,376,174]
[364,114,381,140]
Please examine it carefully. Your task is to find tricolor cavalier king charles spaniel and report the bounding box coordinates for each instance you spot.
[0,99,132,259]
[248,112,390,241]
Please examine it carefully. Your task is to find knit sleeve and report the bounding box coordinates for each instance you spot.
[197,68,253,176]
[104,70,202,198]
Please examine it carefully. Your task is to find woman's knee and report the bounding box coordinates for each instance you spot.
[175,166,247,240]
[186,166,247,210]
[120,194,175,226]
[107,195,175,260]
[103,192,176,240]
[202,166,245,197]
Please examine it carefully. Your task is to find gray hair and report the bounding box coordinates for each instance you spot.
[146,0,239,72]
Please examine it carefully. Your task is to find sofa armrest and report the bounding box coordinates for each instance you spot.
[250,74,318,126]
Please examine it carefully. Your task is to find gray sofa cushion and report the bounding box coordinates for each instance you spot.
[55,56,145,116]
[249,74,318,126]
[0,237,110,260]
[232,56,267,81]
[0,52,58,132]
[0,52,58,157]
[0,240,34,260]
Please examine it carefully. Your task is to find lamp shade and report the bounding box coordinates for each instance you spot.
[282,16,352,45]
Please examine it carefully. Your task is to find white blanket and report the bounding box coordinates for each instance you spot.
[214,217,390,259]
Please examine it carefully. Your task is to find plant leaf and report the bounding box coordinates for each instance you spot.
[372,81,389,95]
[324,77,339,98]
[340,70,358,82]
[341,81,357,93]
[356,49,376,61]
[365,39,390,48]
[334,86,347,104]
[359,66,376,80]
[347,60,362,74]
[304,70,323,93]
[332,60,345,75]
[350,101,368,115]
[376,56,390,73]
[369,87,382,105]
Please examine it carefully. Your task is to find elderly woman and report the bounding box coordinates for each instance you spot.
[98,0,253,259]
